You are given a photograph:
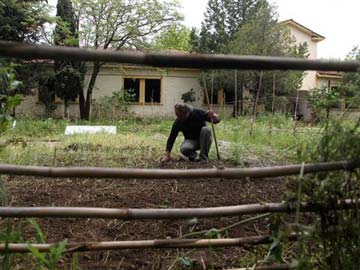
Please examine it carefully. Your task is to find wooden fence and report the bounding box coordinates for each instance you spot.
[1,41,360,269]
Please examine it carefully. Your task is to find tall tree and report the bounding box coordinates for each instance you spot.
[0,0,49,43]
[73,0,182,120]
[0,0,51,115]
[53,0,82,118]
[229,1,306,106]
[340,47,360,109]
[201,0,307,114]
[195,0,259,53]
[152,24,191,51]
[198,0,227,53]
[224,0,259,38]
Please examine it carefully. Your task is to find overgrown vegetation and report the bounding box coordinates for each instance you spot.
[249,118,360,270]
[191,0,307,115]
[0,61,22,133]
[0,114,319,167]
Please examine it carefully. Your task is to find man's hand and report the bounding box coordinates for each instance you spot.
[208,110,219,123]
[161,151,171,163]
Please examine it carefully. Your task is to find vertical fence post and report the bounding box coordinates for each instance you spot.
[202,75,221,161]
[269,73,276,136]
[250,71,263,136]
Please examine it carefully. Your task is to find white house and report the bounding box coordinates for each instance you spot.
[16,19,345,120]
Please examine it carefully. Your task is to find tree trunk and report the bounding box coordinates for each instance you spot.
[77,63,87,120]
[77,62,100,120]
[250,72,263,135]
[240,84,243,115]
[64,99,69,119]
[82,62,101,121]
[79,89,86,119]
[234,70,237,117]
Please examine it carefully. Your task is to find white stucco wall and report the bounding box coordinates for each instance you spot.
[286,24,319,91]
[17,66,205,119]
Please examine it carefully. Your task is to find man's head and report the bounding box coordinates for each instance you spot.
[174,103,192,121]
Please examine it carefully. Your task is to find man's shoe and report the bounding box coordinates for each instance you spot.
[198,154,209,163]
[179,153,189,161]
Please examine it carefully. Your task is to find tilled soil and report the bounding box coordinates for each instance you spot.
[2,160,287,269]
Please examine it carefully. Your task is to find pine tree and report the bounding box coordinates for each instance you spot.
[53,0,82,119]
[195,0,260,53]
[198,0,227,53]
[197,0,307,115]
[224,0,259,37]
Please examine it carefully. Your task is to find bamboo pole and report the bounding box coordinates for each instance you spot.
[0,235,298,254]
[235,70,238,117]
[293,89,300,135]
[0,41,359,72]
[211,71,214,105]
[250,71,263,135]
[0,160,359,179]
[230,264,293,270]
[202,75,221,160]
[0,199,357,219]
[269,73,276,135]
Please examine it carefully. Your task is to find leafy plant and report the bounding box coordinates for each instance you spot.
[178,256,194,268]
[27,218,69,270]
[307,86,340,120]
[0,62,22,134]
[281,118,360,269]
[0,176,24,270]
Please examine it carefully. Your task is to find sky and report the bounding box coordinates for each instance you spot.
[48,0,360,60]
[180,0,360,60]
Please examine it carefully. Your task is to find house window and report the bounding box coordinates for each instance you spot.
[124,78,161,104]
[124,78,140,102]
[145,79,161,103]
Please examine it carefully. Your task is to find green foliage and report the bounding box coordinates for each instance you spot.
[0,61,20,95]
[196,0,260,53]
[0,0,51,118]
[53,0,83,119]
[281,119,360,269]
[0,0,50,43]
[5,117,68,138]
[340,47,360,109]
[28,218,68,270]
[0,94,21,132]
[54,0,78,46]
[71,253,80,270]
[0,177,24,270]
[197,1,306,113]
[72,0,182,119]
[93,89,136,119]
[178,256,194,268]
[73,0,182,49]
[307,86,340,120]
[0,114,319,168]
[228,2,306,93]
[153,24,191,51]
[0,61,22,133]
[38,76,57,116]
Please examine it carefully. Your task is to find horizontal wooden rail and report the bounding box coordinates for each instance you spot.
[0,200,356,219]
[0,41,359,71]
[230,265,292,270]
[0,235,273,253]
[0,160,359,179]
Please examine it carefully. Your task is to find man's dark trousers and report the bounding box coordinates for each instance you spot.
[180,126,212,161]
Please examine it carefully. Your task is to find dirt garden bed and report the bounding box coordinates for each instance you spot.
[2,159,289,269]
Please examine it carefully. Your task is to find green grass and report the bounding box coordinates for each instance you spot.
[0,114,324,167]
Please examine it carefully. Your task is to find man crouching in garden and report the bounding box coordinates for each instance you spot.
[161,103,221,163]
